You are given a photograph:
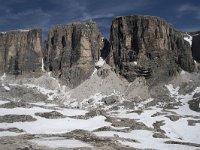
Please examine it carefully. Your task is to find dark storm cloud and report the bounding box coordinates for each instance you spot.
[0,0,200,39]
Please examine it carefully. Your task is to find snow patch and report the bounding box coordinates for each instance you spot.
[184,33,192,46]
[41,58,45,72]
[0,105,88,117]
[95,57,105,67]
[166,84,200,116]
[23,73,70,101]
[24,83,56,100]
[91,68,97,77]
[1,84,10,91]
[0,73,6,81]
[0,100,10,105]
[95,127,198,149]
[165,84,180,98]
[0,115,111,134]
[30,137,92,148]
[180,70,186,75]
[161,117,200,143]
[0,106,109,134]
[79,90,124,109]
[0,131,23,137]
[30,102,58,107]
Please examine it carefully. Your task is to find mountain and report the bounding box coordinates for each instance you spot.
[0,15,200,150]
[0,29,42,74]
[108,16,195,85]
[43,21,109,88]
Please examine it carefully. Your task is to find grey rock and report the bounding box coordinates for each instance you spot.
[179,81,197,95]
[0,127,24,133]
[106,117,150,130]
[44,21,109,88]
[187,119,200,126]
[0,29,42,74]
[0,115,36,123]
[102,95,118,105]
[193,92,200,99]
[165,140,200,147]
[97,68,109,79]
[35,111,65,119]
[109,15,195,85]
[0,101,31,108]
[151,112,168,117]
[153,121,166,133]
[190,31,200,63]
[0,85,47,102]
[153,132,168,138]
[166,115,180,121]
[188,98,200,112]
[101,38,111,61]
[119,101,136,110]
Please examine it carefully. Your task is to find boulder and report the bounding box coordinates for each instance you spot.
[188,98,200,112]
[193,92,200,99]
[109,15,195,85]
[102,95,119,105]
[35,111,65,119]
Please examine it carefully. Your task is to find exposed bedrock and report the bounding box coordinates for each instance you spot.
[190,31,200,63]
[0,29,42,74]
[43,21,110,88]
[108,15,195,85]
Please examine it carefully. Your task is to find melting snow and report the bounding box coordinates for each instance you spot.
[30,137,92,148]
[0,106,88,117]
[0,100,10,105]
[91,68,97,77]
[0,105,109,134]
[95,130,197,150]
[24,83,57,100]
[184,33,192,46]
[180,70,186,75]
[0,73,6,81]
[0,115,110,134]
[109,85,200,146]
[95,57,105,67]
[165,84,180,98]
[1,84,10,91]
[41,58,45,72]
[0,131,23,137]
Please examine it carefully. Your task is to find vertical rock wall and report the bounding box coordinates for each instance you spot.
[0,29,42,74]
[109,16,195,84]
[44,21,107,88]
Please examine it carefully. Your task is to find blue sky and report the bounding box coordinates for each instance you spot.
[0,0,200,39]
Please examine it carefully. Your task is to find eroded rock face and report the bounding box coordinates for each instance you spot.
[0,29,42,74]
[44,21,107,88]
[190,31,200,63]
[109,16,195,85]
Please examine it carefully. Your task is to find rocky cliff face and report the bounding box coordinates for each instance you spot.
[43,21,107,88]
[190,31,200,63]
[0,29,42,74]
[109,15,195,85]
